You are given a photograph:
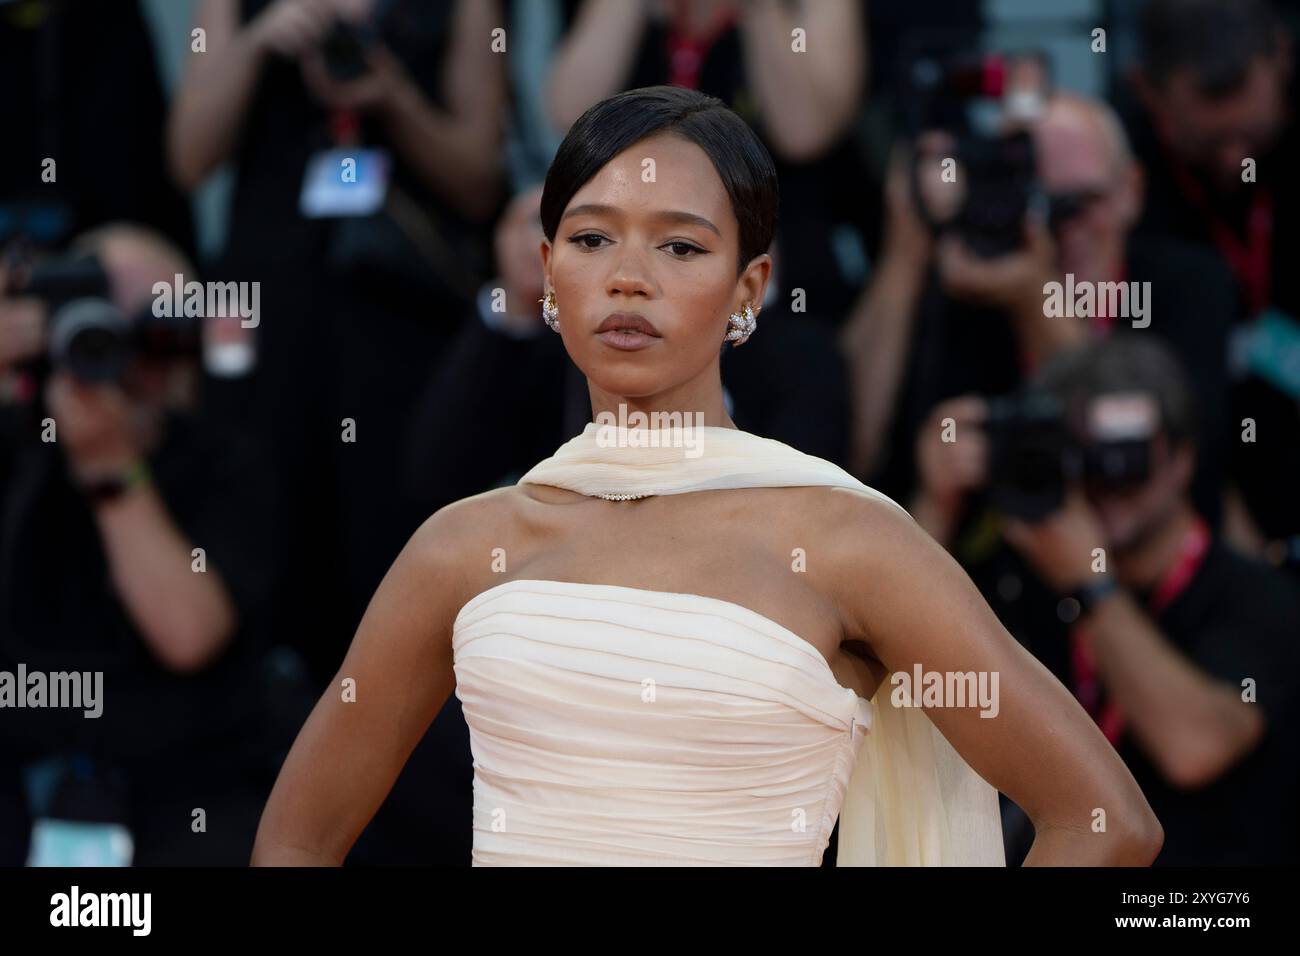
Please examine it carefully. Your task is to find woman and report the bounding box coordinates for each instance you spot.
[167,0,506,688]
[251,86,1162,866]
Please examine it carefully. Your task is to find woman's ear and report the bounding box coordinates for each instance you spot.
[740,252,773,312]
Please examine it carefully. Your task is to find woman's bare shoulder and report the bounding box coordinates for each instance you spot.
[786,485,951,632]
[790,485,919,548]
[402,484,581,609]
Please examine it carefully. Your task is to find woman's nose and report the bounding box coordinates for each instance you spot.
[606,243,654,298]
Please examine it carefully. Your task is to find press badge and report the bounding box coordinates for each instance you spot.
[27,818,134,867]
[1243,308,1300,400]
[299,147,391,218]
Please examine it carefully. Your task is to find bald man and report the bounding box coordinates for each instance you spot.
[844,90,1237,528]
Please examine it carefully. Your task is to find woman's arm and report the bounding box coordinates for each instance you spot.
[824,491,1163,865]
[167,0,333,191]
[735,0,866,162]
[546,0,651,132]
[371,0,508,224]
[250,494,496,865]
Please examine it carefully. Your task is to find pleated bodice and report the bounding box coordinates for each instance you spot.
[453,578,871,866]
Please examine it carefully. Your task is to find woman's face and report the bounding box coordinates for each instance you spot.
[541,132,769,403]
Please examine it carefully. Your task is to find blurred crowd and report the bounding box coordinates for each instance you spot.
[1,0,1297,866]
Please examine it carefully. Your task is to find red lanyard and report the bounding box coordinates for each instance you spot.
[330,108,361,147]
[1091,262,1128,335]
[1069,515,1210,745]
[666,0,737,89]
[1165,155,1274,314]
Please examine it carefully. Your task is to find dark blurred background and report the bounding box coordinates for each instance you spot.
[1,0,1296,867]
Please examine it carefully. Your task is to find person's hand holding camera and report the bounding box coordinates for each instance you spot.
[937,213,1056,315]
[44,371,142,491]
[0,297,44,370]
[300,42,415,116]
[912,394,990,543]
[0,257,44,370]
[882,140,936,271]
[248,0,336,58]
[1002,487,1109,595]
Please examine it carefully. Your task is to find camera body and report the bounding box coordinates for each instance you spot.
[13,253,201,386]
[904,49,1046,258]
[984,386,1157,522]
[321,19,376,81]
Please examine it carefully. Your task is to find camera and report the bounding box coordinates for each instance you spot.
[903,47,1048,257]
[983,385,1158,521]
[321,19,375,81]
[9,252,201,386]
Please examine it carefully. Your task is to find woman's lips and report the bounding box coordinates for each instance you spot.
[596,329,660,350]
[594,312,661,351]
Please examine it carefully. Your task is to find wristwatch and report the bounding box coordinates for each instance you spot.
[1069,575,1121,616]
[81,460,150,505]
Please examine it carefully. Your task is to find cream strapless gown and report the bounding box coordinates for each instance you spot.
[452,422,1006,866]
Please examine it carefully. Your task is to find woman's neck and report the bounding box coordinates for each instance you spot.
[588,382,734,430]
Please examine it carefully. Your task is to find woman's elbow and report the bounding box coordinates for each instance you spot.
[1112,803,1164,865]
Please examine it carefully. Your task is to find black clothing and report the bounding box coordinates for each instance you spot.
[966,527,1300,865]
[0,412,313,866]
[214,0,494,684]
[1118,539,1300,864]
[1124,91,1300,539]
[0,0,193,254]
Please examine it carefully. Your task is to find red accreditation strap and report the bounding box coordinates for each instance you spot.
[666,0,738,90]
[1165,155,1274,315]
[1069,515,1211,746]
[330,107,361,147]
[1091,262,1128,336]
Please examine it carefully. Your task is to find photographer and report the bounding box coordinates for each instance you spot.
[1126,0,1300,558]
[0,224,309,865]
[841,90,1236,527]
[166,0,509,684]
[913,336,1299,865]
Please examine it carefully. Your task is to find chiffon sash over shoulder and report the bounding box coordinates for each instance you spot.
[451,421,1006,866]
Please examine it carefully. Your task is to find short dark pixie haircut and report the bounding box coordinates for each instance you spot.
[1140,0,1281,97]
[540,85,779,277]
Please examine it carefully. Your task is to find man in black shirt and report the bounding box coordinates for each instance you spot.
[1125,0,1300,551]
[916,336,1298,864]
[844,92,1236,530]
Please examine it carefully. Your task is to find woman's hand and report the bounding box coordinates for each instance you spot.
[44,373,141,485]
[916,395,989,511]
[299,44,415,116]
[910,394,989,543]
[248,0,335,58]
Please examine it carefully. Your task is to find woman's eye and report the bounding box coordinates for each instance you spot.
[568,233,608,250]
[566,234,703,257]
[664,241,705,258]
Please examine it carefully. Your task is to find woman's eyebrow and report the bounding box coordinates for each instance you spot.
[560,203,721,237]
